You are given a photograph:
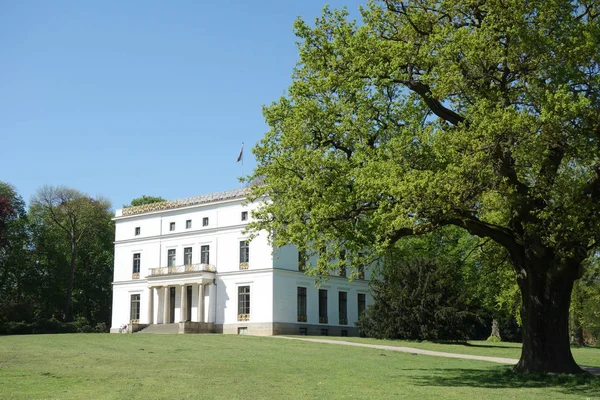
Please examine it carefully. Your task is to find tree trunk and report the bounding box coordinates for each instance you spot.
[514,258,585,374]
[63,242,76,322]
[490,318,501,340]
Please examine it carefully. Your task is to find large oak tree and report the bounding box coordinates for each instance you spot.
[248,0,600,373]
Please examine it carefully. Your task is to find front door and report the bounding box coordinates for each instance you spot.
[169,287,176,323]
[187,286,192,322]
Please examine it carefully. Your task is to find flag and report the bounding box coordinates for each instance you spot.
[237,143,244,162]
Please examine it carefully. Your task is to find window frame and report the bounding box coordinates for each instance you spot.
[132,253,141,274]
[167,249,176,267]
[200,245,210,264]
[297,287,307,321]
[241,211,248,221]
[319,289,328,323]
[202,217,209,227]
[135,227,140,236]
[169,222,175,231]
[183,247,193,265]
[130,294,140,321]
[238,285,250,315]
[186,219,192,229]
[358,293,366,317]
[338,291,347,325]
[239,240,249,264]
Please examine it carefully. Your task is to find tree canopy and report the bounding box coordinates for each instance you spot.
[248,0,600,373]
[128,195,166,207]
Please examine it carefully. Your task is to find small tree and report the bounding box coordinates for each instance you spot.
[128,195,165,207]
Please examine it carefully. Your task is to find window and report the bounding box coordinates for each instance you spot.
[298,249,306,272]
[183,247,192,265]
[169,222,175,231]
[358,293,366,317]
[202,217,209,226]
[201,245,210,264]
[238,327,248,335]
[297,287,307,322]
[241,211,248,221]
[135,227,140,236]
[319,289,328,323]
[186,219,192,229]
[130,294,140,321]
[299,327,307,336]
[239,240,249,263]
[167,249,176,267]
[238,286,250,315]
[339,250,346,277]
[339,291,347,325]
[358,264,365,280]
[132,253,140,273]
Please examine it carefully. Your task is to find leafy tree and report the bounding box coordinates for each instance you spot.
[0,182,31,322]
[571,253,600,345]
[30,186,112,321]
[248,1,600,373]
[128,195,166,207]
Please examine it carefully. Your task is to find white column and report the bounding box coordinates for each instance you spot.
[180,285,186,322]
[163,286,169,324]
[147,287,154,324]
[197,283,204,323]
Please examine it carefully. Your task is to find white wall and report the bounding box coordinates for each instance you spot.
[216,271,273,324]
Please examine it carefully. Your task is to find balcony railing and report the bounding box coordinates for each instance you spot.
[149,263,216,276]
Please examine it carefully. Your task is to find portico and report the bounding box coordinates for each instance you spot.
[146,264,216,326]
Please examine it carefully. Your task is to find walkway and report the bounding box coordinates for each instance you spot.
[277,336,600,375]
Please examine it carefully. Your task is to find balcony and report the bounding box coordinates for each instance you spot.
[149,263,216,276]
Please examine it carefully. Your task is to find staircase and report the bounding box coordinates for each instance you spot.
[136,323,180,334]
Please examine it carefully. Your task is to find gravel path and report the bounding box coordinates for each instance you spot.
[276,336,600,375]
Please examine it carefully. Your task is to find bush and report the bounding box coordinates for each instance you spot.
[358,257,480,342]
[73,317,93,333]
[487,335,501,342]
[94,322,108,333]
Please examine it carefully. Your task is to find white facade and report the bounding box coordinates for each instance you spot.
[111,188,372,336]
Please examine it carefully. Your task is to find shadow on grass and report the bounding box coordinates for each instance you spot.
[409,366,600,397]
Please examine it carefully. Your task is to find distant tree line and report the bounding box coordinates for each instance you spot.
[0,182,114,334]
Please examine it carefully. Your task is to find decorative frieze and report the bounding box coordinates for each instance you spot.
[237,314,250,322]
[297,315,307,323]
[239,262,249,270]
[121,188,249,216]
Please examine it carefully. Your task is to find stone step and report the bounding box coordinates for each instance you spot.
[136,323,180,334]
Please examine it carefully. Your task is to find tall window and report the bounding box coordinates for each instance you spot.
[183,247,192,265]
[238,286,250,315]
[297,287,307,322]
[241,211,248,221]
[201,245,210,264]
[167,249,176,267]
[339,250,346,277]
[132,253,140,273]
[358,293,366,317]
[239,240,249,263]
[130,294,140,321]
[169,222,175,231]
[319,289,328,323]
[135,227,140,236]
[298,249,306,272]
[203,217,209,226]
[339,291,347,325]
[186,219,192,229]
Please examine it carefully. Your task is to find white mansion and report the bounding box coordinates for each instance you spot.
[111,188,372,335]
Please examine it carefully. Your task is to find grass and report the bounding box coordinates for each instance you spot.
[0,334,597,400]
[308,336,600,368]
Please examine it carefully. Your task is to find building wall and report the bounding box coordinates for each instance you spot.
[111,194,373,335]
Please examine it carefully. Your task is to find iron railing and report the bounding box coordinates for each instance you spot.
[149,263,216,276]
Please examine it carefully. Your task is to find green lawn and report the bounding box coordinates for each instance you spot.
[306,336,600,368]
[0,334,598,400]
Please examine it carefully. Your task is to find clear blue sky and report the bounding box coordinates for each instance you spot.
[0,0,364,209]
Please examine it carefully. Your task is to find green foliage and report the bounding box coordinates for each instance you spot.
[359,255,480,341]
[247,0,600,372]
[571,253,600,344]
[128,195,166,207]
[487,335,502,343]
